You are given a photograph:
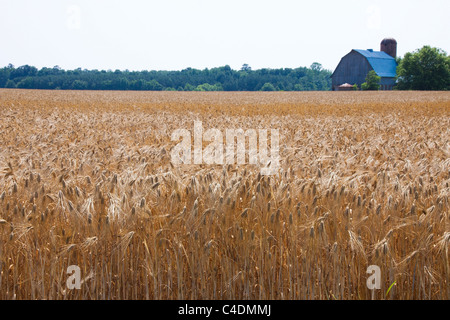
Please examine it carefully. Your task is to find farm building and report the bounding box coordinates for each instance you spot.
[331,38,398,91]
[336,83,354,91]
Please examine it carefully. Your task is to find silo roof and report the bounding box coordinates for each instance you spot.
[353,49,397,78]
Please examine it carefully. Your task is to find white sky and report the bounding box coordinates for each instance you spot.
[0,0,449,72]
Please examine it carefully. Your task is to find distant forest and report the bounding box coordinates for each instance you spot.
[0,63,332,91]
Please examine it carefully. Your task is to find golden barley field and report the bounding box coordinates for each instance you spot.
[0,89,449,300]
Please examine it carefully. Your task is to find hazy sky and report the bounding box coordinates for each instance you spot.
[1,0,449,72]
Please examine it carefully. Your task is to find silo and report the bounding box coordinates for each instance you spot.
[380,38,397,59]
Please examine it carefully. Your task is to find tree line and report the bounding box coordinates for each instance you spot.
[1,45,447,92]
[0,63,332,91]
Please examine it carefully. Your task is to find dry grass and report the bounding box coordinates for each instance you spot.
[0,89,449,300]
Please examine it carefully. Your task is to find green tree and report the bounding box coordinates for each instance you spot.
[184,83,195,91]
[310,62,323,72]
[0,68,11,87]
[361,70,381,91]
[112,77,129,90]
[5,79,16,88]
[72,80,88,90]
[10,65,37,79]
[130,79,146,90]
[146,80,163,91]
[260,82,276,91]
[214,83,223,91]
[241,64,251,72]
[16,77,35,89]
[194,83,222,91]
[396,46,450,90]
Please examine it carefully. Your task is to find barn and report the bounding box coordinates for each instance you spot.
[331,38,398,91]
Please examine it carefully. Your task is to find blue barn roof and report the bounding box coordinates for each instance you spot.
[353,49,397,78]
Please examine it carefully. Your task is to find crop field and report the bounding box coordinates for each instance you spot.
[0,89,449,300]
